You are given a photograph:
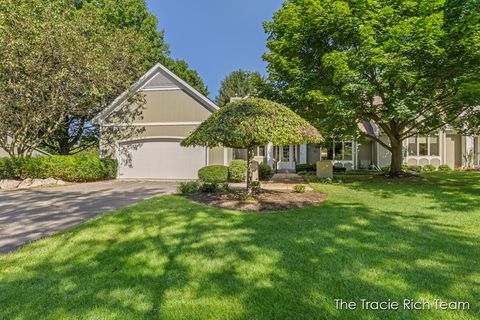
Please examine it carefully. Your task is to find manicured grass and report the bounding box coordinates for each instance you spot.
[1,172,479,319]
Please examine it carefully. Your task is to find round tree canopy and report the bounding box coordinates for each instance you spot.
[182,98,322,149]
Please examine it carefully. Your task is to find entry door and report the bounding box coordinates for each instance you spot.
[277,145,295,170]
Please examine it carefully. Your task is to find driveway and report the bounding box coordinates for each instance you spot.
[0,180,178,254]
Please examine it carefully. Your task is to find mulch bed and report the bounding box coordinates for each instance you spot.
[185,190,327,212]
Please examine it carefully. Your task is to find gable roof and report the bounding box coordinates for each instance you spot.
[92,63,218,125]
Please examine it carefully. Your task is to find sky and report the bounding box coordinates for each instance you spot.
[146,0,284,99]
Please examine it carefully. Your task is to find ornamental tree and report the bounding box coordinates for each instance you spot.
[182,98,322,195]
[264,0,480,176]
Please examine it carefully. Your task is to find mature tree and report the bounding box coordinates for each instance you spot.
[216,70,263,107]
[264,0,480,176]
[0,0,147,157]
[182,98,321,194]
[40,0,208,155]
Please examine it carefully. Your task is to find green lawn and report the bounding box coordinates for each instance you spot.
[1,172,479,319]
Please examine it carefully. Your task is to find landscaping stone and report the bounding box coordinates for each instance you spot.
[0,179,21,190]
[17,179,34,189]
[16,178,67,190]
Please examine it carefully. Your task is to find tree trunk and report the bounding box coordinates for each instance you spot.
[246,147,254,195]
[389,137,404,177]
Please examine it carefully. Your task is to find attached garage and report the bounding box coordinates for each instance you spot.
[93,63,232,180]
[117,138,207,179]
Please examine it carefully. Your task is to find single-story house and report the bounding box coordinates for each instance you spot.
[94,63,479,179]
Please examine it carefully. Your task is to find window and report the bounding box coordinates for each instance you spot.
[418,137,428,156]
[430,136,439,156]
[282,146,290,161]
[334,143,343,160]
[408,137,417,156]
[333,141,354,161]
[257,147,265,157]
[344,142,353,160]
[408,135,439,156]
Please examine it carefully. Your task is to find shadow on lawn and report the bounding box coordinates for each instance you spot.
[0,195,478,319]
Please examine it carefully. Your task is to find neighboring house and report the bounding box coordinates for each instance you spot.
[93,63,232,180]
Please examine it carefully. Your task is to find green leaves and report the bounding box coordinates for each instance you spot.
[182,98,322,149]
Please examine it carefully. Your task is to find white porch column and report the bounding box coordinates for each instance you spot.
[266,142,274,167]
[299,144,307,164]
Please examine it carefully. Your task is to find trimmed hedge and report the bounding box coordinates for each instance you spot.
[438,164,452,172]
[0,155,117,182]
[295,163,315,172]
[423,164,437,172]
[228,160,247,182]
[198,165,229,183]
[258,163,273,180]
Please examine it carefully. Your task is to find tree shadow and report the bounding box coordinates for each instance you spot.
[0,195,478,319]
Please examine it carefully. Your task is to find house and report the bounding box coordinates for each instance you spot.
[95,62,478,180]
[93,63,232,180]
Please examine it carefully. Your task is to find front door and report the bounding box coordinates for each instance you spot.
[277,145,295,170]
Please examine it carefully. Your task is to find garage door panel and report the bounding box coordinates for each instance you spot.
[117,139,206,179]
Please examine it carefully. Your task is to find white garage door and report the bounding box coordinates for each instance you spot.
[117,138,207,179]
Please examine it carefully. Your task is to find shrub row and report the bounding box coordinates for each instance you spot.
[197,160,274,183]
[381,164,452,173]
[0,155,118,182]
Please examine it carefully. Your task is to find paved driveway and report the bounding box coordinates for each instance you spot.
[0,180,178,254]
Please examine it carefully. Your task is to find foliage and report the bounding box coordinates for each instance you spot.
[251,181,261,193]
[228,160,247,182]
[264,0,480,176]
[296,163,315,173]
[198,165,229,183]
[199,182,220,193]
[183,98,321,194]
[178,181,201,194]
[0,155,116,182]
[439,164,453,172]
[183,98,321,149]
[0,0,148,157]
[258,163,273,180]
[423,164,437,172]
[292,184,306,193]
[408,165,423,173]
[216,70,263,107]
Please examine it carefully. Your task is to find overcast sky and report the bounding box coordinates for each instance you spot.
[146,0,283,99]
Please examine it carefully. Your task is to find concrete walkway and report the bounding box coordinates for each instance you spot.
[0,180,178,254]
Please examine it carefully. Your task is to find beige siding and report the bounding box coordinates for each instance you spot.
[307,144,321,164]
[445,134,462,168]
[106,90,211,124]
[357,141,373,168]
[208,147,225,165]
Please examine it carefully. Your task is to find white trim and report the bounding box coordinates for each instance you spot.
[139,87,181,92]
[223,148,228,166]
[117,136,187,144]
[101,121,202,127]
